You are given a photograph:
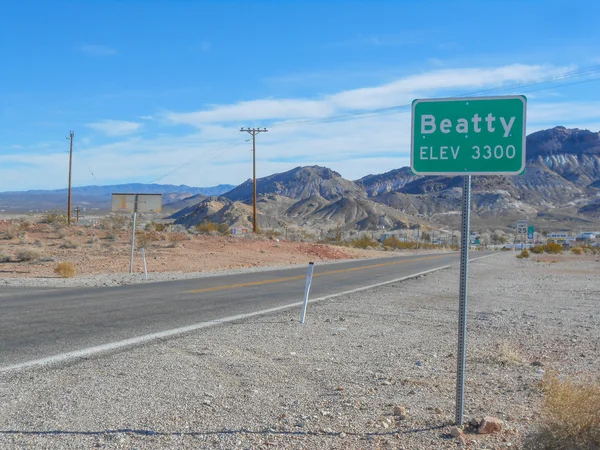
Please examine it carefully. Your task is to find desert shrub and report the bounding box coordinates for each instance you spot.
[218,223,230,235]
[17,219,32,231]
[1,227,16,240]
[59,239,78,249]
[524,371,600,449]
[351,235,379,249]
[167,232,187,247]
[100,214,130,230]
[530,245,544,254]
[42,212,67,225]
[86,237,99,244]
[0,253,10,263]
[16,248,41,262]
[382,236,416,250]
[496,342,524,365]
[76,229,86,236]
[54,261,76,278]
[501,246,511,251]
[195,222,230,236]
[263,229,281,239]
[544,242,563,254]
[145,222,166,232]
[521,249,530,258]
[571,247,584,255]
[195,221,219,234]
[382,236,402,249]
[104,232,118,242]
[135,231,160,249]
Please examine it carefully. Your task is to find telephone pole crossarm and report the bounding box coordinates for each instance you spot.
[239,127,268,233]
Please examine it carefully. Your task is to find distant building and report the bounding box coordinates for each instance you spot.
[577,232,597,240]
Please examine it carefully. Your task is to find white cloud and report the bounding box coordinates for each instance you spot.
[79,44,117,56]
[86,120,143,137]
[166,64,572,126]
[4,63,600,192]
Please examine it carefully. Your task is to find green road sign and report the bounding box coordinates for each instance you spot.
[411,96,526,175]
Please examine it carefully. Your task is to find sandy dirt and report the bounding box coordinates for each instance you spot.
[0,219,391,280]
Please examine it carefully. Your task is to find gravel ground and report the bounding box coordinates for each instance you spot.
[0,252,598,449]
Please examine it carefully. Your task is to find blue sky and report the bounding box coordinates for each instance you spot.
[1,0,600,191]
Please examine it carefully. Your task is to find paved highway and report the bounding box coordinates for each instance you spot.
[0,252,492,371]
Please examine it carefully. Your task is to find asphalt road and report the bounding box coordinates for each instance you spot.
[0,252,491,370]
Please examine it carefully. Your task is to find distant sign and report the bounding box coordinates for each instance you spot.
[411,96,527,175]
[547,233,568,241]
[111,193,162,213]
[516,220,528,234]
[527,226,535,241]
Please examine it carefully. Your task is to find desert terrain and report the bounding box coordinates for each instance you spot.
[1,252,598,449]
[0,217,398,287]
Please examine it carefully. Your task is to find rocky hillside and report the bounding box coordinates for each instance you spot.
[173,127,600,232]
[223,166,365,202]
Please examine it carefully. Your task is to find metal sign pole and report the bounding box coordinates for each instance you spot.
[455,175,471,425]
[129,194,138,274]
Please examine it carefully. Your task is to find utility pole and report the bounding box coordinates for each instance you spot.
[67,131,74,226]
[240,127,268,233]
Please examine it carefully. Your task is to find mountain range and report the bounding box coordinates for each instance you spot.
[0,183,235,212]
[2,126,599,234]
[173,127,600,233]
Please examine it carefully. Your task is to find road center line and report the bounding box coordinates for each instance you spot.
[0,253,498,374]
[185,255,444,294]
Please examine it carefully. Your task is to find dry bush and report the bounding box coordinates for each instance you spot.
[104,232,118,242]
[167,232,187,247]
[571,247,584,255]
[525,371,600,449]
[496,342,524,365]
[59,240,78,249]
[351,235,379,249]
[544,242,563,254]
[1,227,16,240]
[146,222,166,232]
[100,215,130,231]
[0,253,10,263]
[382,236,415,250]
[195,221,229,235]
[135,231,160,249]
[17,219,32,231]
[16,248,41,262]
[521,249,530,258]
[262,229,281,239]
[42,212,67,225]
[531,245,544,254]
[54,261,76,278]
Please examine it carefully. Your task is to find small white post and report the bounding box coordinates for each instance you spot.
[300,262,315,324]
[142,247,148,280]
[129,194,138,274]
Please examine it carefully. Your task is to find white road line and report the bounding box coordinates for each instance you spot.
[1,253,499,373]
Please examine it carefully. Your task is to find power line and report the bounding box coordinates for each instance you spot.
[148,130,241,184]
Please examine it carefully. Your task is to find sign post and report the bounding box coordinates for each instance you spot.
[111,193,163,275]
[411,95,526,425]
[517,220,528,251]
[527,225,535,243]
